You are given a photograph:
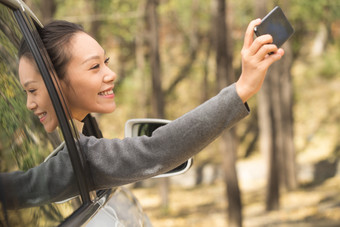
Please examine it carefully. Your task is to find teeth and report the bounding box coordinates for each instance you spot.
[99,90,113,96]
[38,113,46,119]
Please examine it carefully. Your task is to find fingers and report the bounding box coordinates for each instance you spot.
[276,48,285,56]
[248,35,284,63]
[243,18,261,50]
[248,34,273,56]
[261,48,285,66]
[256,43,278,58]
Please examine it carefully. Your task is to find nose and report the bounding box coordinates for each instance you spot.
[103,67,117,84]
[26,96,37,111]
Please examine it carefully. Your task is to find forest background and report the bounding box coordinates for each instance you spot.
[25,0,340,226]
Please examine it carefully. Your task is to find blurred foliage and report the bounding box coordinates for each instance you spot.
[318,50,340,79]
[289,0,340,56]
[290,0,339,27]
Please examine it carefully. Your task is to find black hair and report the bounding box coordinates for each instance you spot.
[19,20,85,80]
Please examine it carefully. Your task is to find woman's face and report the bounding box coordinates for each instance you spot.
[61,32,117,121]
[19,57,59,132]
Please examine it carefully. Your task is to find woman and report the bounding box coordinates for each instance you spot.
[21,18,283,126]
[2,18,284,209]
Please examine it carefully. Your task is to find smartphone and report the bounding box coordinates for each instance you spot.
[254,6,294,48]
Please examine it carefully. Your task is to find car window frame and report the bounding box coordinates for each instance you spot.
[12,6,92,203]
[0,0,114,226]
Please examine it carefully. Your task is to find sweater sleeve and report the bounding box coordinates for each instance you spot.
[0,147,78,209]
[83,83,249,189]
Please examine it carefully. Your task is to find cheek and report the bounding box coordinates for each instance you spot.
[78,84,101,103]
[62,74,102,109]
[67,79,98,97]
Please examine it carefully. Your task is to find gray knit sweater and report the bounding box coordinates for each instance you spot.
[1,83,249,209]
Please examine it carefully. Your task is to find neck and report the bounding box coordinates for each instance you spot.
[72,119,84,132]
[72,110,88,122]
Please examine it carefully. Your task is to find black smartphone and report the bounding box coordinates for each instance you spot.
[254,6,294,48]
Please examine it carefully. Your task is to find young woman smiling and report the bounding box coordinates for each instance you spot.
[26,19,283,124]
[2,18,284,209]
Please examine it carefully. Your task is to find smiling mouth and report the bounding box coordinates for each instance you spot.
[98,89,114,96]
[38,112,47,119]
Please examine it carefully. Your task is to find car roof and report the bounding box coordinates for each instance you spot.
[0,0,43,27]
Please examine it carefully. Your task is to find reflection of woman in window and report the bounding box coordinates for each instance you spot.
[19,56,59,133]
[1,18,284,209]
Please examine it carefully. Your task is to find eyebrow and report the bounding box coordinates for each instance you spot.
[23,80,38,88]
[81,50,106,65]
[81,55,100,65]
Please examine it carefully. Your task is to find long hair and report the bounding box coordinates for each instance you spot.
[19,20,85,80]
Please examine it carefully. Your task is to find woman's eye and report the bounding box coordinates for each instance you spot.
[90,64,100,70]
[28,89,36,94]
[90,57,110,70]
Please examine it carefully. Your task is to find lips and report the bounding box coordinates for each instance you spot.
[36,112,47,123]
[37,112,46,119]
[98,87,114,98]
[98,89,114,96]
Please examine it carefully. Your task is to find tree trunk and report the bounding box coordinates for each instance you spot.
[145,0,169,210]
[89,0,102,43]
[136,0,148,117]
[260,66,280,211]
[146,0,164,118]
[255,0,281,212]
[273,42,297,192]
[280,1,297,191]
[221,129,242,227]
[255,0,297,211]
[202,38,212,103]
[214,0,242,226]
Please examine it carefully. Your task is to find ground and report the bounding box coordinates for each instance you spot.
[132,173,340,227]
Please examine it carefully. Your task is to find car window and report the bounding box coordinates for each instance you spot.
[0,4,83,226]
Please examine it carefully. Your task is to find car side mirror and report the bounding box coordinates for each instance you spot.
[124,118,193,178]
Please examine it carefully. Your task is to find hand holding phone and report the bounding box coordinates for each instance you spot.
[254,6,294,48]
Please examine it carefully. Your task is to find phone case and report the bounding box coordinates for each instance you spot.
[254,6,294,48]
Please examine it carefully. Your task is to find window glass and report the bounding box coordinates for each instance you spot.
[0,5,82,226]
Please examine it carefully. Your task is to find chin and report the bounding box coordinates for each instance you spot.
[99,103,116,113]
[44,127,54,133]
[44,123,58,133]
[103,107,116,113]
